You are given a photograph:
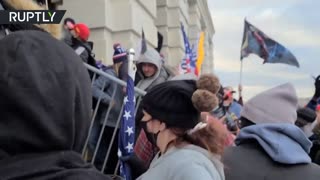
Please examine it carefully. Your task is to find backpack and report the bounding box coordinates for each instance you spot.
[75,41,99,80]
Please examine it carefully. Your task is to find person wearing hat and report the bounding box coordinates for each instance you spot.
[304,75,320,147]
[89,43,128,173]
[306,75,320,111]
[299,75,320,165]
[135,48,169,91]
[295,107,318,138]
[309,109,320,165]
[133,73,200,169]
[223,83,320,180]
[313,105,320,137]
[69,23,92,63]
[295,107,320,164]
[134,48,173,157]
[308,105,320,165]
[136,79,227,180]
[134,73,218,161]
[223,86,242,119]
[0,27,111,179]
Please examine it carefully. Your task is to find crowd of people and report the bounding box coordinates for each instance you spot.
[1,0,320,180]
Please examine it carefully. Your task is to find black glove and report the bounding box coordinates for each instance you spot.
[314,75,320,98]
[119,153,148,179]
[224,113,238,132]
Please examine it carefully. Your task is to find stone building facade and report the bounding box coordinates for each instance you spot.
[60,0,214,73]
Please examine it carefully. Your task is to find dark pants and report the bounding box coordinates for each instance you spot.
[88,122,119,174]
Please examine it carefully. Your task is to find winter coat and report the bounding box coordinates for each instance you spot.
[71,37,91,64]
[228,100,242,119]
[62,28,73,46]
[137,144,225,180]
[223,124,320,180]
[0,30,110,180]
[134,49,170,127]
[310,123,320,164]
[92,67,124,128]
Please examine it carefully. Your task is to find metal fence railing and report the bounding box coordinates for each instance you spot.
[82,63,146,176]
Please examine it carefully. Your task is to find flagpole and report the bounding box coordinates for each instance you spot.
[239,18,246,101]
[240,60,243,85]
[239,60,243,100]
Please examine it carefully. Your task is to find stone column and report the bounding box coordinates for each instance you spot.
[156,0,189,68]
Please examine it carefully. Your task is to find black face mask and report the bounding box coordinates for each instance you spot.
[140,120,160,147]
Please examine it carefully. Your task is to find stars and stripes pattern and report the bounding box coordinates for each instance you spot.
[179,23,197,74]
[191,43,198,74]
[118,55,136,180]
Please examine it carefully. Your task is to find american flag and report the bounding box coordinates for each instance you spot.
[118,52,136,180]
[179,23,196,74]
[191,43,198,74]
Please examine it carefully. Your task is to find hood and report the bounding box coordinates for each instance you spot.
[0,30,91,157]
[2,0,61,39]
[0,151,111,180]
[241,83,298,124]
[236,123,312,164]
[136,48,162,90]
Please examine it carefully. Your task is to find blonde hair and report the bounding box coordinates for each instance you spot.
[113,62,123,77]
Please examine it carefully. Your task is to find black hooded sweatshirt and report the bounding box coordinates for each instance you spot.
[0,30,111,180]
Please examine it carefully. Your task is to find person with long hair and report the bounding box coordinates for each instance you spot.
[136,79,227,180]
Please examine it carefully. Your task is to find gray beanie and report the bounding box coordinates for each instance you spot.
[241,83,298,124]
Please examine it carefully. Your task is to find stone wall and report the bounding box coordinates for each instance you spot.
[60,0,214,73]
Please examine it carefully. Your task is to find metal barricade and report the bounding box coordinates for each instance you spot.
[82,63,146,175]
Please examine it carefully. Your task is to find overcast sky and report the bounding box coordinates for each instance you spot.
[207,0,319,101]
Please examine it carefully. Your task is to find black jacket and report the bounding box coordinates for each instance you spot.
[0,30,111,180]
[223,143,320,180]
[71,37,92,63]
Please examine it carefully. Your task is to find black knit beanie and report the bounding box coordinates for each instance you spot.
[142,80,199,129]
[297,107,317,123]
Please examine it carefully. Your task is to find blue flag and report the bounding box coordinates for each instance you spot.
[241,19,299,68]
[118,63,136,180]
